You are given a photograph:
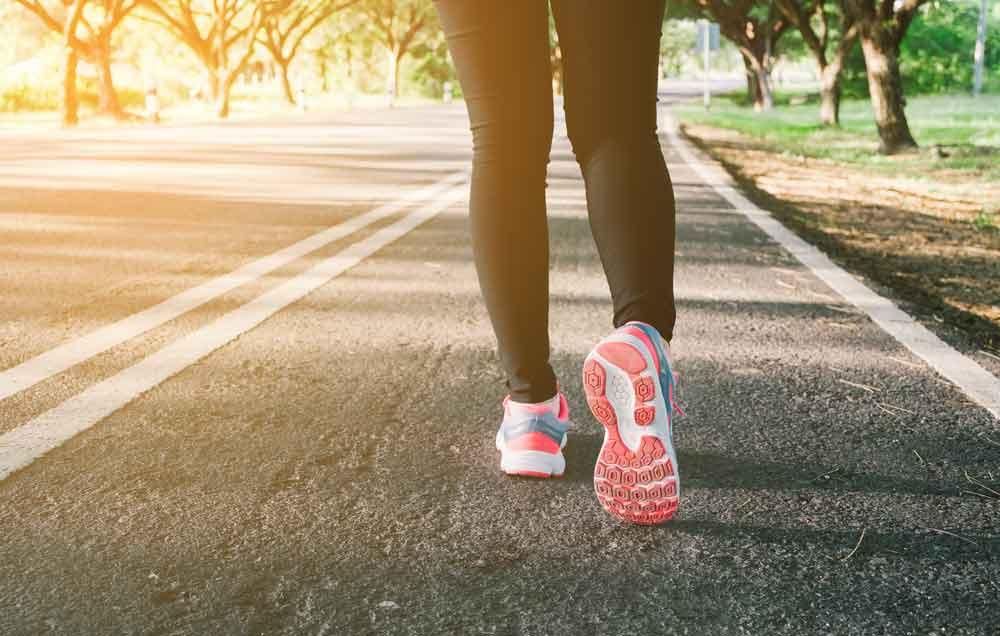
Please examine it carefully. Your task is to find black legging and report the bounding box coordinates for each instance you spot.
[435,0,676,403]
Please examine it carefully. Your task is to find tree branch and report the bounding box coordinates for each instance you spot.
[13,0,66,35]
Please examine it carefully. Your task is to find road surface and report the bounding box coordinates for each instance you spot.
[1,98,998,635]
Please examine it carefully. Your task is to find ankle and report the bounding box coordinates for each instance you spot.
[507,393,560,412]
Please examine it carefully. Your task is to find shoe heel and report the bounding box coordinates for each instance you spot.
[499,450,565,478]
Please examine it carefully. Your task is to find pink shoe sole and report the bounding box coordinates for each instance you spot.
[583,339,679,525]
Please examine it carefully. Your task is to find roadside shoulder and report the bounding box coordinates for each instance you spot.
[675,120,1000,383]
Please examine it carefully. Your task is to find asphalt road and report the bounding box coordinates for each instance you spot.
[1,96,998,636]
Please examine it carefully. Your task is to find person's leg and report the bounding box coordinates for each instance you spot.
[553,0,680,524]
[434,0,557,403]
[551,0,676,341]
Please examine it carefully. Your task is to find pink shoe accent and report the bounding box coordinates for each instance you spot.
[633,377,656,403]
[634,406,655,426]
[669,384,686,418]
[587,396,617,427]
[583,359,606,396]
[622,324,661,374]
[556,393,570,420]
[596,342,646,374]
[506,431,561,454]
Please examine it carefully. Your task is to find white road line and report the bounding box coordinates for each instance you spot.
[0,181,468,481]
[661,111,1000,421]
[0,171,467,404]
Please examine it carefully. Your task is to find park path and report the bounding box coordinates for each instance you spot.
[0,100,997,635]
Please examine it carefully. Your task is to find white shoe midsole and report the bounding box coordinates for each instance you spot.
[495,431,567,476]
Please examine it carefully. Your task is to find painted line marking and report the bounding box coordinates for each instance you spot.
[661,110,999,421]
[0,171,467,404]
[0,182,468,481]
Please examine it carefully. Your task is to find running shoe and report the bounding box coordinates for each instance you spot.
[583,321,683,524]
[495,392,571,478]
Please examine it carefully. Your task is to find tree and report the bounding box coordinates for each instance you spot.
[307,16,364,94]
[973,0,988,95]
[14,0,140,123]
[359,0,434,105]
[776,0,858,125]
[660,19,698,79]
[691,0,790,111]
[549,11,563,95]
[840,0,930,153]
[141,0,272,117]
[405,20,457,98]
[897,0,994,94]
[260,0,357,104]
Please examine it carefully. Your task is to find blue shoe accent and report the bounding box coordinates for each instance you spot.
[626,321,680,418]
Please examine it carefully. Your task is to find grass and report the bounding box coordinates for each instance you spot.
[674,92,1000,183]
[973,208,999,233]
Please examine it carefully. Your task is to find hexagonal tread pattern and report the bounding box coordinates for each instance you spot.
[583,346,678,526]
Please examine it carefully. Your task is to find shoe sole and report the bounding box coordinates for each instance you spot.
[583,333,679,525]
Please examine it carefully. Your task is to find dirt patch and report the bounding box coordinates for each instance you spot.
[681,123,1000,352]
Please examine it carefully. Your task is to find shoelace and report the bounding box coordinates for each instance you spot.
[666,370,686,418]
[669,380,686,418]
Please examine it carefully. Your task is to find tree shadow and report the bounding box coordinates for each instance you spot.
[681,126,1000,350]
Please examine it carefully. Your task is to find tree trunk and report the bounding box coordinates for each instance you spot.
[385,47,399,106]
[742,51,772,112]
[973,0,987,96]
[743,57,761,109]
[814,26,857,127]
[94,45,123,118]
[205,68,220,101]
[217,72,234,118]
[278,59,295,105]
[62,46,79,127]
[818,62,842,126]
[754,64,773,112]
[859,29,917,153]
[216,91,230,118]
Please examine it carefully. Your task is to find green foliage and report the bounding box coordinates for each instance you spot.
[0,27,63,112]
[1,76,147,113]
[660,20,697,77]
[900,0,996,94]
[77,78,146,111]
[973,208,999,232]
[3,0,997,119]
[4,0,449,116]
[774,19,808,60]
[718,88,821,108]
[840,45,870,99]
[0,80,60,111]
[841,0,999,97]
[405,29,457,98]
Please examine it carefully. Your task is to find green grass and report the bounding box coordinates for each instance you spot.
[674,92,1000,182]
[974,207,999,233]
